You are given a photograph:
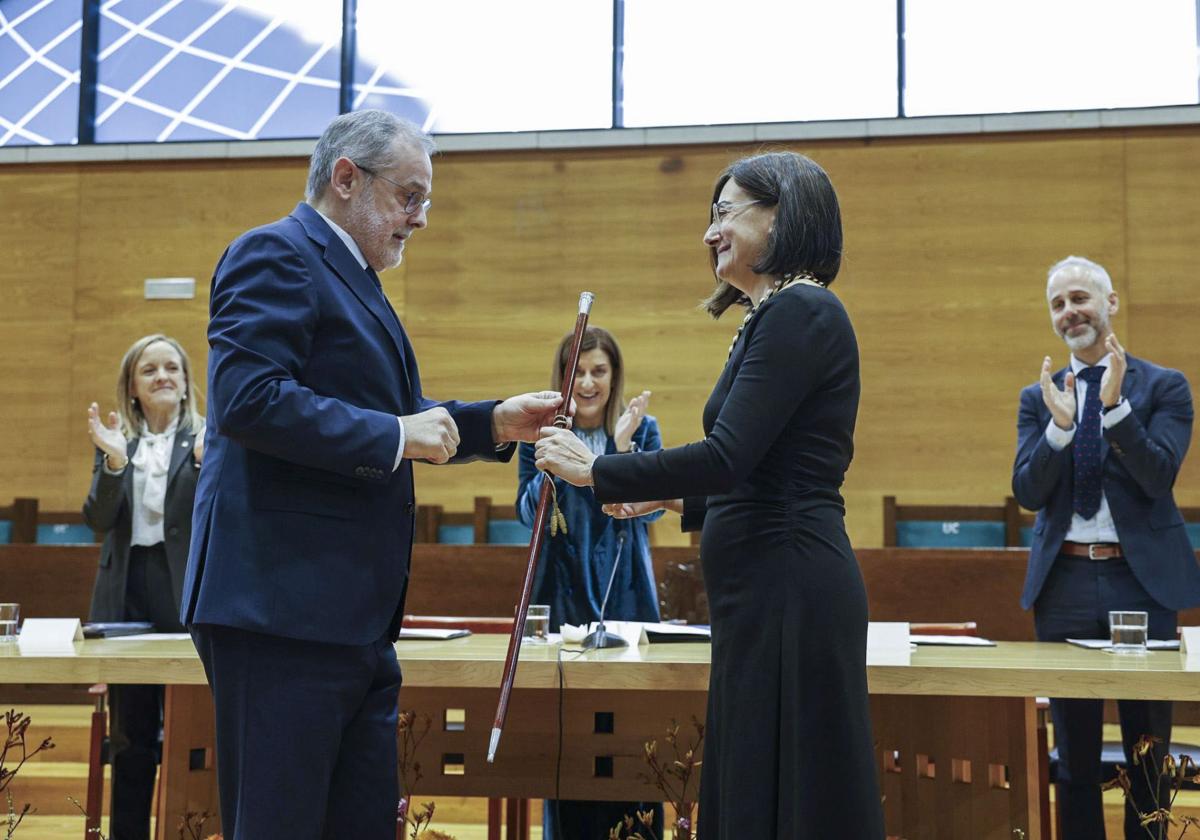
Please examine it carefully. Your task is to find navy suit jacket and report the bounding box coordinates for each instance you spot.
[1012,353,1200,610]
[182,202,512,645]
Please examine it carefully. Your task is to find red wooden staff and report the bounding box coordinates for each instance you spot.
[488,290,594,763]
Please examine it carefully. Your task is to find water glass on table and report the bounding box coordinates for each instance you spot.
[523,604,550,643]
[0,603,19,642]
[1109,610,1149,654]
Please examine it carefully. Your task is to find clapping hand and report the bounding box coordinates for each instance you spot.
[613,390,651,453]
[1100,334,1127,408]
[1039,357,1076,431]
[87,402,128,468]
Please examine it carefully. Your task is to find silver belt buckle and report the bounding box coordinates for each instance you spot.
[1088,544,1103,560]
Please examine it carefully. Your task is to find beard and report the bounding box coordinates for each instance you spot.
[1059,309,1108,354]
[1062,323,1099,353]
[347,194,405,271]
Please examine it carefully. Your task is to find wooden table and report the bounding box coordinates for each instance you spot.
[5,637,1200,839]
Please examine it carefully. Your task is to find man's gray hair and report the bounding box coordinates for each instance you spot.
[306,110,436,202]
[1046,255,1113,297]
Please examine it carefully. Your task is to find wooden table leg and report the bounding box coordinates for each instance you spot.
[157,685,220,840]
[487,798,502,839]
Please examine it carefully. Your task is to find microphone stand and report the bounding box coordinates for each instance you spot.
[582,528,628,650]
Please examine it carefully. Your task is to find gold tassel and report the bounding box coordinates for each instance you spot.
[549,479,568,536]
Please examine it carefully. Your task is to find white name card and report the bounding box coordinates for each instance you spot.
[867,621,911,650]
[1181,627,1200,661]
[867,622,912,665]
[18,618,84,649]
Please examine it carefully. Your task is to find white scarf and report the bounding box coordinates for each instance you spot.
[130,418,178,516]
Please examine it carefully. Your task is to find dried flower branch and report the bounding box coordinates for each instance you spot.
[396,710,455,840]
[616,716,703,840]
[1104,735,1200,839]
[2,709,56,840]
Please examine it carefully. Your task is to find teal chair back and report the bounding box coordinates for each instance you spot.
[0,521,10,544]
[895,520,1007,548]
[437,524,475,544]
[884,496,1013,549]
[37,523,97,544]
[487,520,532,545]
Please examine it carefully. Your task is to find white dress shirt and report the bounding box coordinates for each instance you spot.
[312,207,406,471]
[1043,353,1132,543]
[129,419,178,547]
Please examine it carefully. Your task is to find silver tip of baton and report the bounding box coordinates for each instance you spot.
[578,292,595,314]
[487,726,502,764]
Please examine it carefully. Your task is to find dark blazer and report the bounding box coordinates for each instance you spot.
[1013,353,1200,610]
[83,431,201,622]
[182,202,510,645]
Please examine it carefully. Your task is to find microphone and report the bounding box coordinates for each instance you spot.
[582,528,628,650]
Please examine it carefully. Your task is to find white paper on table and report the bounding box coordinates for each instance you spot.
[641,622,711,642]
[910,634,996,647]
[1067,638,1180,651]
[397,628,471,641]
[106,632,194,641]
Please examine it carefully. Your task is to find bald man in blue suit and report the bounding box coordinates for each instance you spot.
[182,110,564,840]
[1013,255,1200,839]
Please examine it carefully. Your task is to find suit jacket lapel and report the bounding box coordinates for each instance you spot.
[291,204,414,403]
[123,438,139,503]
[167,430,193,491]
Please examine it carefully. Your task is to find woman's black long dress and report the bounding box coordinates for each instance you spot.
[591,284,884,839]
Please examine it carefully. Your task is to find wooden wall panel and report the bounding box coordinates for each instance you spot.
[0,167,79,323]
[2,126,1199,547]
[1124,131,1200,495]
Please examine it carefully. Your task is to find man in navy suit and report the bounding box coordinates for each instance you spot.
[1013,255,1200,839]
[182,110,564,840]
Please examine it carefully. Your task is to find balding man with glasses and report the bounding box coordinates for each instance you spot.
[182,110,564,840]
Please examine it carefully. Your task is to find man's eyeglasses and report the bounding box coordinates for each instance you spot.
[710,200,760,227]
[353,162,431,215]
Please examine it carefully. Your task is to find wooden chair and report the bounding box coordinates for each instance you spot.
[882,495,1009,548]
[0,497,38,543]
[412,503,476,544]
[36,509,98,544]
[472,496,531,545]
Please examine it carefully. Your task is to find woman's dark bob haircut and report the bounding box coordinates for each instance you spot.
[702,151,843,318]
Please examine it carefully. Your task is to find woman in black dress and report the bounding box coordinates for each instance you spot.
[534,152,884,839]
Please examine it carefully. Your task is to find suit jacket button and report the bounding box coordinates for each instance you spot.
[406,502,415,514]
[168,526,179,536]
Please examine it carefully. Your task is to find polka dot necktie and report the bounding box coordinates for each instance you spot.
[1072,366,1106,519]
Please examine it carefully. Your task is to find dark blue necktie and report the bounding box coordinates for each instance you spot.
[1072,366,1106,519]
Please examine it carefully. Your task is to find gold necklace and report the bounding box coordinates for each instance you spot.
[726,272,823,357]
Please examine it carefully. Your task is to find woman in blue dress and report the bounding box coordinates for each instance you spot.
[516,325,664,839]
